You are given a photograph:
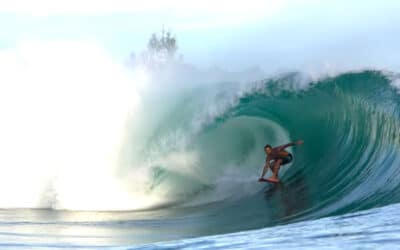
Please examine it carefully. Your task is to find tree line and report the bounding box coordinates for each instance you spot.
[130,27,181,68]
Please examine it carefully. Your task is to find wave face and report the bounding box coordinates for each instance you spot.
[138,70,400,209]
[144,68,400,232]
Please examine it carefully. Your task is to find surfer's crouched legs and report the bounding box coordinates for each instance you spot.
[269,159,282,181]
[261,161,276,179]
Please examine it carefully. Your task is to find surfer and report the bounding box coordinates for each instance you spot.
[258,140,303,183]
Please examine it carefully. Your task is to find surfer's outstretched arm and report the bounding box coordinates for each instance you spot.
[277,140,303,151]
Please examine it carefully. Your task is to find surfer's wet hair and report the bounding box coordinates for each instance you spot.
[264,144,272,150]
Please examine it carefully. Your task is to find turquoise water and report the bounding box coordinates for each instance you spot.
[1,70,400,249]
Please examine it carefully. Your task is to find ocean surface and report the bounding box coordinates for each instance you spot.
[1,70,400,249]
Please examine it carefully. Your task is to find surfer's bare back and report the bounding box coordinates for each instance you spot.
[259,140,303,183]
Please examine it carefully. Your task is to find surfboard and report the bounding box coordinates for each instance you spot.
[258,178,280,184]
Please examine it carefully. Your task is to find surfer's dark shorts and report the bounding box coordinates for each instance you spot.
[281,153,293,165]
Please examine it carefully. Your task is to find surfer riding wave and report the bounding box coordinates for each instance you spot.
[259,140,304,183]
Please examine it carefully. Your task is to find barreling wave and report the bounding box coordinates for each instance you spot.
[131,70,400,223]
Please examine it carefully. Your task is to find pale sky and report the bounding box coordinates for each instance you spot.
[0,0,284,16]
[1,0,400,72]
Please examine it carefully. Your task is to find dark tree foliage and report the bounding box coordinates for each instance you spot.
[147,28,178,59]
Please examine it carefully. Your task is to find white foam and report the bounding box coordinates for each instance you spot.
[390,77,400,93]
[0,39,166,210]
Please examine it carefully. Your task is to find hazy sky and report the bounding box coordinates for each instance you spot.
[1,0,400,72]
